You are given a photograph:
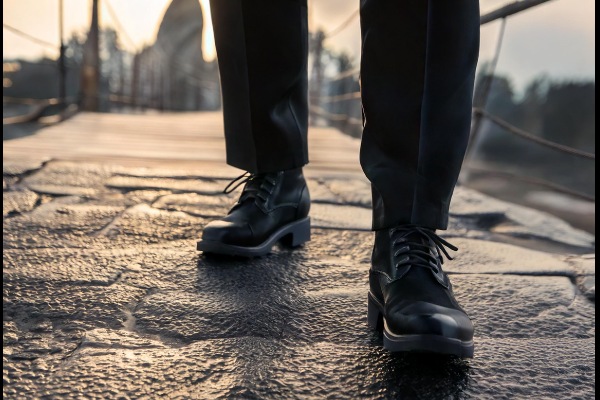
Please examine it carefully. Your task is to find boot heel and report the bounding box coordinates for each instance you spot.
[367,294,384,331]
[281,217,311,247]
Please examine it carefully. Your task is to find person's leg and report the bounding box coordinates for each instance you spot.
[360,0,480,230]
[209,0,309,173]
[198,0,311,257]
[360,0,480,357]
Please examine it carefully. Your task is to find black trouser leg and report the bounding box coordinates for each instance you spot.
[360,0,480,230]
[209,0,309,174]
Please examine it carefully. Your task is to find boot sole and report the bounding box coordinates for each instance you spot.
[197,217,310,257]
[367,292,474,358]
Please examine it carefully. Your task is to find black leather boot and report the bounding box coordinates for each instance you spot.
[368,226,474,358]
[197,168,310,257]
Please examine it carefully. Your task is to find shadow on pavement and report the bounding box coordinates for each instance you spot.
[195,251,472,398]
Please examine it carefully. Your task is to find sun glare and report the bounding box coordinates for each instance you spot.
[199,0,216,62]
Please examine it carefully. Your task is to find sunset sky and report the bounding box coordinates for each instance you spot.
[3,0,595,92]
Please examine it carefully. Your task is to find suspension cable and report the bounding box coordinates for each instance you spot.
[3,23,59,53]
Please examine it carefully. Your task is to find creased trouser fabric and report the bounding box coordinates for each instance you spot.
[360,0,480,230]
[209,0,309,173]
[209,0,480,230]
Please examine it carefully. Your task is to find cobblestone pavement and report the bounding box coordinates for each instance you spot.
[3,156,595,399]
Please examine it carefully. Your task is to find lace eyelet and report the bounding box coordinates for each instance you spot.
[388,226,457,275]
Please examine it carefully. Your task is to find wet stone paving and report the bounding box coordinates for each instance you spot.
[3,160,595,399]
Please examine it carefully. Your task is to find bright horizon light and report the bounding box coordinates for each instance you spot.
[2,0,216,62]
[2,0,595,92]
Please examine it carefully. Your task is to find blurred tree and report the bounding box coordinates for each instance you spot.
[316,49,362,137]
[474,72,521,156]
[471,71,595,194]
[541,82,595,152]
[515,76,548,135]
[101,28,126,97]
[65,33,86,65]
[335,51,353,74]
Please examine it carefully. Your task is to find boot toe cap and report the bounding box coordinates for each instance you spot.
[202,220,254,246]
[386,302,473,341]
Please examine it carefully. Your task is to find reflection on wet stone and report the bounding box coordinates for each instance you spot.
[2,160,595,398]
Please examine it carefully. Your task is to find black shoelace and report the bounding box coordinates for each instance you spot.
[223,172,278,203]
[390,225,458,273]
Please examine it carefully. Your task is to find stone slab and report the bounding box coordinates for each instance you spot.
[2,159,48,176]
[3,196,125,249]
[152,192,233,218]
[311,203,372,231]
[1,148,595,399]
[3,332,593,399]
[132,273,594,344]
[451,187,595,249]
[105,176,225,195]
[3,190,39,216]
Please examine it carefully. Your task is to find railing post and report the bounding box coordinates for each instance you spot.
[309,30,325,126]
[58,0,66,104]
[80,0,101,111]
[462,17,507,182]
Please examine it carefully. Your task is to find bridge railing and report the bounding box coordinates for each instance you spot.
[3,0,595,204]
[308,0,595,203]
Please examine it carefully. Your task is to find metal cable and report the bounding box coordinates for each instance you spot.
[463,165,595,202]
[310,102,596,161]
[3,23,59,53]
[3,96,72,105]
[316,91,361,104]
[324,9,360,38]
[103,0,138,50]
[474,17,507,110]
[328,67,360,83]
[480,0,556,25]
[474,108,596,160]
[309,105,362,126]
